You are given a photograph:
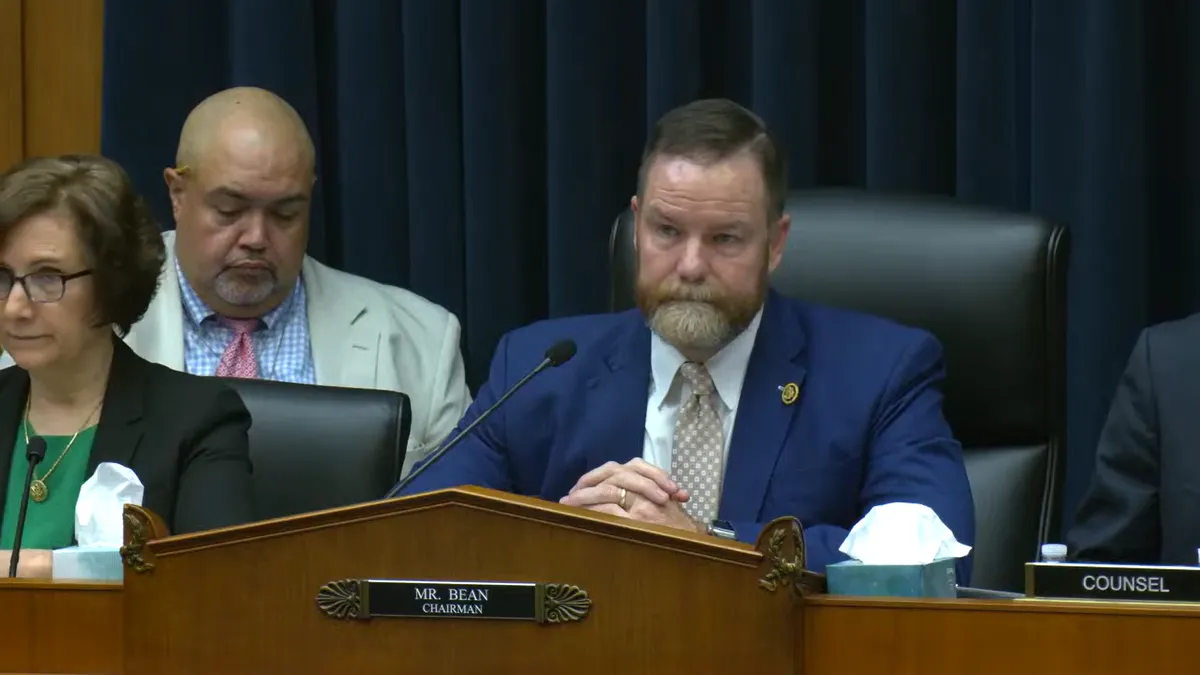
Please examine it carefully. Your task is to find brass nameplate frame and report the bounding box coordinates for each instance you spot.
[1025,562,1200,603]
[316,579,592,624]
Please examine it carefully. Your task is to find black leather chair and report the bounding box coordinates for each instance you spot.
[609,188,1069,591]
[217,377,411,520]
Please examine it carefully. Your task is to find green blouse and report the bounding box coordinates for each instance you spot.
[0,425,97,550]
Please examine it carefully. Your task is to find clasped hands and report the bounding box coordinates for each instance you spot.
[558,458,701,534]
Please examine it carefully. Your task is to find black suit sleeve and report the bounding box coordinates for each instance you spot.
[1067,329,1161,563]
[172,385,255,534]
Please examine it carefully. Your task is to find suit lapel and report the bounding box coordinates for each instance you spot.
[0,369,29,525]
[583,313,651,471]
[124,230,185,369]
[304,259,377,387]
[719,292,807,523]
[87,339,145,475]
[0,339,147,524]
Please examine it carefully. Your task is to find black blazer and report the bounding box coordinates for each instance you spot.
[0,338,255,538]
[1068,314,1200,565]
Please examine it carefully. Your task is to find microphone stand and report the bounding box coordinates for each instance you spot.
[9,439,46,578]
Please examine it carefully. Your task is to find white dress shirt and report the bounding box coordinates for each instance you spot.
[643,308,764,482]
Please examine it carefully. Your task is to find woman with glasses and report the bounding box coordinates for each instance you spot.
[0,155,254,577]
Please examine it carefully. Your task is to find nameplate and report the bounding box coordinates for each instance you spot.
[315,578,592,624]
[1026,562,1200,602]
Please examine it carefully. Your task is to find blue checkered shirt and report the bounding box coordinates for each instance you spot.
[176,257,316,384]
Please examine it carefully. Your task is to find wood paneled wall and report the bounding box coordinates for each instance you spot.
[0,0,105,172]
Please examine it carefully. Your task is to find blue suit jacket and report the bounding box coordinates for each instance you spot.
[402,291,975,582]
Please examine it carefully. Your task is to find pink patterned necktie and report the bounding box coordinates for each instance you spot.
[216,317,260,379]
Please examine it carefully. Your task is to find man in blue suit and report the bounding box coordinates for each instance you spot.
[400,99,975,581]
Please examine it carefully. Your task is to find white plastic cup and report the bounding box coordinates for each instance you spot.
[1041,543,1068,563]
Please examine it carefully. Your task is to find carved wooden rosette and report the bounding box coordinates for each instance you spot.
[537,583,592,624]
[120,503,166,574]
[754,516,826,595]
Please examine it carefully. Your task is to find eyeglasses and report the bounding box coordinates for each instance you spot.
[0,269,93,303]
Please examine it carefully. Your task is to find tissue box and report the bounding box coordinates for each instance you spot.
[52,546,124,582]
[826,557,957,598]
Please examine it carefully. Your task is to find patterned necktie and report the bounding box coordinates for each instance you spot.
[216,317,260,379]
[671,362,725,524]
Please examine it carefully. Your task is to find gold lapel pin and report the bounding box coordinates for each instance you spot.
[779,382,800,406]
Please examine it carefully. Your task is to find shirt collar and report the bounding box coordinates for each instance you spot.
[174,255,300,330]
[648,306,764,411]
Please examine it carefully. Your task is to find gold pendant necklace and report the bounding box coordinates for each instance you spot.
[23,395,102,503]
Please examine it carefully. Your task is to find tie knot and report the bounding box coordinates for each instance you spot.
[679,361,714,396]
[220,317,260,335]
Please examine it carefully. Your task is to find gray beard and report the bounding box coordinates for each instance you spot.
[213,270,277,307]
[647,301,735,354]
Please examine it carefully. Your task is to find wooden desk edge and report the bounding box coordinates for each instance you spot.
[0,578,121,591]
[807,594,1200,618]
[2,580,1198,619]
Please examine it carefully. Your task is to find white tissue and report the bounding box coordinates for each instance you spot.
[74,462,144,547]
[838,502,971,565]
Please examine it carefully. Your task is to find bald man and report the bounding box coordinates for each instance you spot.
[128,87,472,475]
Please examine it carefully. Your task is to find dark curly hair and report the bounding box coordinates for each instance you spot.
[0,154,165,335]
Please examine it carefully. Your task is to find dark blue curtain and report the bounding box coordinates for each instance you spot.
[100,0,1200,534]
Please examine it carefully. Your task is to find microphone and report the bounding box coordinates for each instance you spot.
[8,436,47,578]
[384,339,577,500]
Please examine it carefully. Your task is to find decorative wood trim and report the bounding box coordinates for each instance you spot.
[754,516,826,595]
[121,503,168,573]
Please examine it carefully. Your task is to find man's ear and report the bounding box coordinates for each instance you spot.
[163,167,187,221]
[630,195,640,252]
[768,212,791,273]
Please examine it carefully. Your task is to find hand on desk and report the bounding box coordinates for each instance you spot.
[0,549,52,578]
[560,459,701,534]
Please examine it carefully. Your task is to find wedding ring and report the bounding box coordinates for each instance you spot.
[618,487,629,510]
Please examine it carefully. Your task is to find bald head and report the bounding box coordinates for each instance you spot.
[165,86,314,321]
[175,86,315,177]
